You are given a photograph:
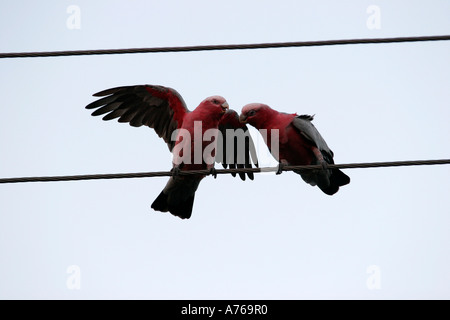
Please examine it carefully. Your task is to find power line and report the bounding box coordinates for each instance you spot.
[1,35,449,59]
[0,159,448,184]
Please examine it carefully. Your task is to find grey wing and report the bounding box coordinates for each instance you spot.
[292,115,334,162]
[85,85,189,151]
[217,110,259,181]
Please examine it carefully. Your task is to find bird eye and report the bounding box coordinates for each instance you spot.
[212,99,219,104]
[248,110,256,116]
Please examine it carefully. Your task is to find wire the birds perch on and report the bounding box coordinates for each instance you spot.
[0,159,448,184]
[1,36,448,185]
[0,35,449,59]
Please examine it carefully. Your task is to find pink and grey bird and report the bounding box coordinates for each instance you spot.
[86,85,257,219]
[240,103,350,195]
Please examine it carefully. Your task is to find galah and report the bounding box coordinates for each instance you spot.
[86,85,257,219]
[239,103,350,195]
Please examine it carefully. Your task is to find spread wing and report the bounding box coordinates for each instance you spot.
[217,110,258,180]
[292,114,334,163]
[85,85,189,151]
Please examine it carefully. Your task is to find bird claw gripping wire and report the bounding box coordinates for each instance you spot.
[171,166,181,177]
[320,161,328,170]
[209,167,218,179]
[311,146,329,170]
[276,163,285,175]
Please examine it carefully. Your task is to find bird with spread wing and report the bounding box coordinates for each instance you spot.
[86,85,257,219]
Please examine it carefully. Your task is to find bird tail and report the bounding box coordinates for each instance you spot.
[318,168,350,195]
[151,177,200,219]
[151,191,170,213]
[295,168,350,195]
[151,190,195,219]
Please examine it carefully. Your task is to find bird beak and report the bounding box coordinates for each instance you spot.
[239,113,247,123]
[221,101,229,113]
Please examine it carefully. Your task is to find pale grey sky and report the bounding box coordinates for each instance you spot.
[0,0,449,299]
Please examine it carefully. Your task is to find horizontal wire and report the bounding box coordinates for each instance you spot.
[1,35,449,59]
[0,159,448,184]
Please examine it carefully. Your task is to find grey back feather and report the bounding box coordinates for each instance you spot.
[292,115,334,161]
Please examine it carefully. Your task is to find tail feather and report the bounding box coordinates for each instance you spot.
[295,168,350,195]
[152,191,195,219]
[151,191,169,213]
[318,168,350,195]
[151,190,195,219]
[151,176,201,219]
[169,194,195,219]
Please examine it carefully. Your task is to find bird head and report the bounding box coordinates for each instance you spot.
[239,103,271,127]
[199,96,229,115]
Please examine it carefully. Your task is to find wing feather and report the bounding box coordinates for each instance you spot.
[292,115,334,162]
[217,110,258,181]
[86,85,189,151]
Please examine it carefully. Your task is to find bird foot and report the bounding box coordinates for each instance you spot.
[209,167,218,179]
[312,147,328,170]
[319,160,328,170]
[276,163,285,175]
[171,166,181,177]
